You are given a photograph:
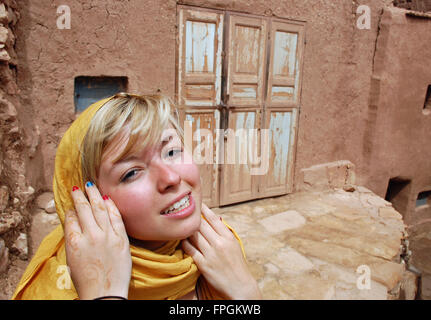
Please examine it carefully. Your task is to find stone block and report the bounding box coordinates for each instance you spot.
[420,272,431,300]
[0,185,9,211]
[35,192,54,210]
[44,199,56,214]
[280,272,336,300]
[272,246,315,275]
[311,258,388,300]
[369,261,405,291]
[399,270,418,300]
[287,218,401,261]
[258,277,293,300]
[297,160,356,192]
[0,97,18,122]
[286,237,405,290]
[258,210,306,234]
[7,6,19,26]
[12,232,28,260]
[0,26,8,44]
[379,207,403,220]
[356,186,373,193]
[0,239,8,274]
[0,48,10,62]
[363,193,392,208]
[300,165,329,191]
[343,184,356,192]
[0,211,22,234]
[0,4,7,25]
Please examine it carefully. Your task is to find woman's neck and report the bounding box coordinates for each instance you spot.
[128,237,168,251]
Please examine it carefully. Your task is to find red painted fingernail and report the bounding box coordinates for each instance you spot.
[220,216,222,221]
[102,195,109,200]
[72,186,79,191]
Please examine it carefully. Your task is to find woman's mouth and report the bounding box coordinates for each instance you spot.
[160,193,195,219]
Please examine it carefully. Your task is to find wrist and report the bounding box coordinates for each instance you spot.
[79,288,129,300]
[230,280,262,300]
[93,295,128,300]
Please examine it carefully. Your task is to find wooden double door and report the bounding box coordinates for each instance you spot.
[176,6,305,207]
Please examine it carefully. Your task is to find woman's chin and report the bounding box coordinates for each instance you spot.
[176,215,201,239]
[128,206,202,245]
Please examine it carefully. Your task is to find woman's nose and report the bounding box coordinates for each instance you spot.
[154,160,181,192]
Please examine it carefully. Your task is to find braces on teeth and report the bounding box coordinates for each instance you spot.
[161,195,190,214]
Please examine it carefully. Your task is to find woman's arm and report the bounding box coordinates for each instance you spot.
[182,203,262,300]
[64,182,132,300]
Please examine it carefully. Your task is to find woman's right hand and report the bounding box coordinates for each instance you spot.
[64,182,132,300]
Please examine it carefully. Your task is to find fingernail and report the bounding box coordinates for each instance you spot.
[86,181,94,187]
[72,186,79,191]
[102,195,109,200]
[220,216,223,221]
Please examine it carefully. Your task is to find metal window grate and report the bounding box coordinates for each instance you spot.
[74,76,128,113]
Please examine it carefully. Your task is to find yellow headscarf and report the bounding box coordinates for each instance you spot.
[12,95,245,300]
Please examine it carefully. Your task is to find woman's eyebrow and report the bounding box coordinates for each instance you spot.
[161,134,174,145]
[114,155,139,165]
[109,155,140,174]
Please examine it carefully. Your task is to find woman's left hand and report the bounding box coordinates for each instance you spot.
[182,203,262,300]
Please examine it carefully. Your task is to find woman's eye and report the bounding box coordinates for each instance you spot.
[121,169,138,183]
[166,148,182,158]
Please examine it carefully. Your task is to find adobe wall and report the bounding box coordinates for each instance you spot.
[366,7,431,225]
[15,0,393,193]
[0,0,40,278]
[15,0,178,190]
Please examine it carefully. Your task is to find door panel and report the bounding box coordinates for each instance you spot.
[226,15,267,107]
[219,14,268,205]
[266,21,305,108]
[259,108,298,197]
[260,20,305,198]
[219,108,261,205]
[181,109,220,207]
[178,8,223,107]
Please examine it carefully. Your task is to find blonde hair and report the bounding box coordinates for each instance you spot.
[81,93,184,184]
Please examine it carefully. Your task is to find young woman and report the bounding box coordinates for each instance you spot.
[12,93,261,300]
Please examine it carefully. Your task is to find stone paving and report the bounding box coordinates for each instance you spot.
[213,185,416,300]
[1,184,419,300]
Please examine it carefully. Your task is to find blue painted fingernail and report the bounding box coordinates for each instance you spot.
[86,181,93,187]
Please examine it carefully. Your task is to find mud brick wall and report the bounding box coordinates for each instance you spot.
[0,0,41,276]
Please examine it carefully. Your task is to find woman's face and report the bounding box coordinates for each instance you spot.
[97,125,202,249]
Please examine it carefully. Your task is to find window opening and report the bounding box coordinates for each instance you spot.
[74,76,128,113]
[423,85,431,115]
[385,177,412,216]
[416,190,431,207]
